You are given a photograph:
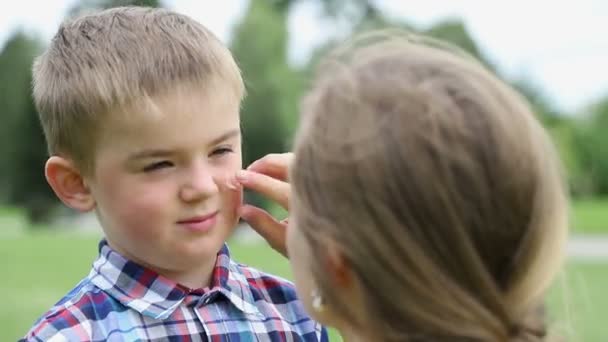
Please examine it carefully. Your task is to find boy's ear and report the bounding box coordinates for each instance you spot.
[45,156,95,212]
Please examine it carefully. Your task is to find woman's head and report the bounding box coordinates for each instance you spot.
[288,32,568,341]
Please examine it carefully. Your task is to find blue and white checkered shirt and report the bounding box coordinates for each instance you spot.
[22,240,327,341]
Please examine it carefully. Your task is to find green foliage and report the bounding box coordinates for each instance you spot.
[0,32,40,197]
[509,78,589,196]
[301,5,592,199]
[423,19,494,69]
[230,1,301,208]
[573,96,608,195]
[0,0,606,221]
[68,0,162,16]
[0,32,56,222]
[102,0,161,6]
[9,90,57,223]
[231,1,291,165]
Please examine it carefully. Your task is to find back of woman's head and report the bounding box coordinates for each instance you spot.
[291,31,568,341]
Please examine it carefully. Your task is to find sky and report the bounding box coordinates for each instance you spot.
[1,0,607,114]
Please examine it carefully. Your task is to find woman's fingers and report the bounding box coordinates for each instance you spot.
[239,204,288,258]
[236,152,294,259]
[237,170,290,210]
[246,153,294,181]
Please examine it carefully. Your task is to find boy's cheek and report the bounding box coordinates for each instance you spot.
[230,187,243,214]
[223,188,242,228]
[214,168,243,220]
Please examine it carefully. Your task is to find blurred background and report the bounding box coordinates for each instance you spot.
[1,0,607,340]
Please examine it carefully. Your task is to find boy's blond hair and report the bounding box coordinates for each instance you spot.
[33,6,244,174]
[292,31,568,341]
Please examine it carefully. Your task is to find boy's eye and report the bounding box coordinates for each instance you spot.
[143,161,173,172]
[211,147,233,157]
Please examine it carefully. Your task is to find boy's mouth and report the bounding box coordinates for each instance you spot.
[177,211,219,232]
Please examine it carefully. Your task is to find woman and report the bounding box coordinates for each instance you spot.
[236,32,568,341]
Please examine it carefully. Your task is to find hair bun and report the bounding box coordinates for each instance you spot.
[508,316,547,342]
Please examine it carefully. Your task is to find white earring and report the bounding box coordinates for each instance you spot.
[311,289,325,312]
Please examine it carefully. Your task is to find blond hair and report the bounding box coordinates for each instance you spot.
[33,6,244,173]
[292,31,568,341]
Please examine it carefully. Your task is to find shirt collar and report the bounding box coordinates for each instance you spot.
[88,239,261,319]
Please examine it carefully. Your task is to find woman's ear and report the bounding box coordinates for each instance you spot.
[323,240,353,289]
[45,156,96,212]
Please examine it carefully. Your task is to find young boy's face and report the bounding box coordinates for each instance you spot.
[85,83,242,286]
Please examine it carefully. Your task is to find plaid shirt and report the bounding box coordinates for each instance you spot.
[22,240,327,342]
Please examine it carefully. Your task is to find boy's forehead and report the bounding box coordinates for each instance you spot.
[99,86,241,147]
[113,82,239,121]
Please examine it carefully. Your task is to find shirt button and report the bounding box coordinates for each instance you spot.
[201,293,217,306]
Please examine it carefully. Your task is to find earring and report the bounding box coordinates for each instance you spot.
[311,289,325,312]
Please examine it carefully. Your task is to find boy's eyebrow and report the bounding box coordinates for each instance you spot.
[208,128,241,147]
[127,149,174,161]
[127,129,241,161]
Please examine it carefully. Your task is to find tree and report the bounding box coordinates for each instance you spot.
[231,0,296,164]
[269,0,381,22]
[0,32,39,195]
[574,96,608,195]
[230,0,300,210]
[422,19,494,69]
[68,0,162,16]
[0,31,53,222]
[9,75,57,223]
[296,3,590,197]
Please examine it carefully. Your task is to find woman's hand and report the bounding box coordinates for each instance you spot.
[236,153,294,258]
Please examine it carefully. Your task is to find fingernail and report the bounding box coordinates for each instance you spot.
[236,170,248,182]
[237,205,250,217]
[226,179,237,190]
[222,175,239,190]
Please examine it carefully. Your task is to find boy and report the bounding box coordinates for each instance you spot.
[22,6,326,341]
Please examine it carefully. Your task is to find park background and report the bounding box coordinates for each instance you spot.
[1,0,607,340]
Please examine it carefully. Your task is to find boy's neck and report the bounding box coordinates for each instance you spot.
[106,239,218,290]
[161,257,218,290]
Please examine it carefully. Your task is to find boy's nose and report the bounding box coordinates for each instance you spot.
[179,164,218,202]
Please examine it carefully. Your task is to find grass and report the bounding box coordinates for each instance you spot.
[265,198,608,234]
[571,198,608,234]
[1,232,607,341]
[548,262,608,341]
[0,232,336,341]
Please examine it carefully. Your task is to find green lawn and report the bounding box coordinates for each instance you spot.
[0,232,338,341]
[548,262,608,341]
[267,198,608,234]
[571,198,608,234]
[1,232,607,341]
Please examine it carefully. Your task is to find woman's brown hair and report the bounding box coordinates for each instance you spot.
[291,31,569,341]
